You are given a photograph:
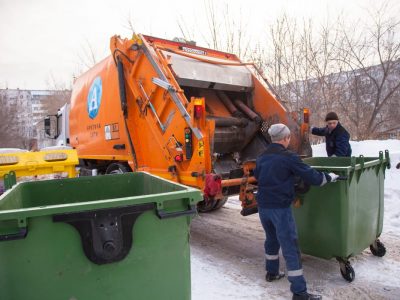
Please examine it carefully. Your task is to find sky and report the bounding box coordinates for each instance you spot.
[0,0,386,89]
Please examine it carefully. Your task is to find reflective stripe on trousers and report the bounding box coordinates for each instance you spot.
[265,253,279,260]
[288,269,303,277]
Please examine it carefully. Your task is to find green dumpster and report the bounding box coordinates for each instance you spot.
[293,151,390,282]
[0,172,202,300]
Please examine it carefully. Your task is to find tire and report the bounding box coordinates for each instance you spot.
[105,163,131,174]
[212,196,228,210]
[370,239,386,257]
[198,196,228,213]
[197,198,217,213]
[339,262,355,282]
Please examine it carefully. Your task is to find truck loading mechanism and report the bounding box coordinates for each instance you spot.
[47,33,312,215]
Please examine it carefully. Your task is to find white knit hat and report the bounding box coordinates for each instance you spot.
[268,123,290,142]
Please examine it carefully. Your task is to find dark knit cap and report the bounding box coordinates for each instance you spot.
[325,112,339,121]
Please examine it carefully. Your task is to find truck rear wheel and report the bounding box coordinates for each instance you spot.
[198,196,228,213]
[197,198,216,213]
[212,196,228,210]
[105,163,131,174]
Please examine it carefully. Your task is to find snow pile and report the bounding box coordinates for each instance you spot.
[312,139,400,160]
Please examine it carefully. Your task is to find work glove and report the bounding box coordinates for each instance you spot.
[328,172,339,183]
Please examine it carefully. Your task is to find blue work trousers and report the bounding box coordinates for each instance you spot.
[258,206,307,294]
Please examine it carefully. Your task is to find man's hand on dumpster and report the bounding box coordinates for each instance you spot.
[328,172,340,183]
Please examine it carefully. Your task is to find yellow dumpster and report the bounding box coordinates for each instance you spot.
[0,148,78,192]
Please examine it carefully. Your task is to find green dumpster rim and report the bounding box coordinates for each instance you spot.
[0,172,202,222]
[307,157,389,172]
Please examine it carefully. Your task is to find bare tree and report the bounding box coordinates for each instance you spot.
[176,0,251,59]
[42,91,70,115]
[204,0,219,50]
[123,11,136,36]
[71,38,103,86]
[76,38,99,71]
[44,73,71,114]
[0,92,24,148]
[254,15,320,114]
[336,2,400,139]
[177,15,196,43]
[175,1,400,140]
[255,4,400,140]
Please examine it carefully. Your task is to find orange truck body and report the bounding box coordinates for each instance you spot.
[69,34,310,212]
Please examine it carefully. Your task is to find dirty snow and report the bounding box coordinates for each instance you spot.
[191,140,400,300]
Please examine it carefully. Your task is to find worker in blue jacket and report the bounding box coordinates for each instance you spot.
[311,112,352,157]
[255,123,339,300]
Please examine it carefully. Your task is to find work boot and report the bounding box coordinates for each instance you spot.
[265,272,285,282]
[292,292,322,300]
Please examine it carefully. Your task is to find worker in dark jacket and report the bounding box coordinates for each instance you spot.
[311,112,352,157]
[255,123,339,300]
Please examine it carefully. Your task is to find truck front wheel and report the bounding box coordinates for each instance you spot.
[105,163,131,174]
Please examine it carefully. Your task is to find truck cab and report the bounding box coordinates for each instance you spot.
[44,103,70,147]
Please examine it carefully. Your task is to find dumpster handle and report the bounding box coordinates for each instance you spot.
[0,227,27,242]
[156,204,197,220]
[337,176,348,181]
[385,150,391,169]
[4,171,17,190]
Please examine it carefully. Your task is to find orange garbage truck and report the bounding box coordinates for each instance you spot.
[48,34,312,215]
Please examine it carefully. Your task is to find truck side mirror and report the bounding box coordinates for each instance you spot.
[44,117,52,137]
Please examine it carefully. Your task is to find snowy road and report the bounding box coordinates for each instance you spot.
[191,140,400,300]
[191,200,400,300]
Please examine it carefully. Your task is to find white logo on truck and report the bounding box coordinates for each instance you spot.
[87,77,102,119]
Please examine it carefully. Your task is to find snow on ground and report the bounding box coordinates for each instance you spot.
[191,140,400,300]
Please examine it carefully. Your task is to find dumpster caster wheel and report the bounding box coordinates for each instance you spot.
[370,239,386,257]
[338,259,355,282]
